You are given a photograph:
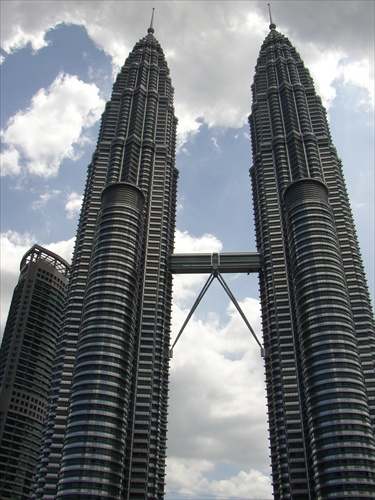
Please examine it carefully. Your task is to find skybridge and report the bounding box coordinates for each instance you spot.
[169,252,264,358]
[169,251,261,274]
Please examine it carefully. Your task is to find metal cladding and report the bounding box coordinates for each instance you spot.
[34,28,178,499]
[250,26,375,498]
[0,245,69,498]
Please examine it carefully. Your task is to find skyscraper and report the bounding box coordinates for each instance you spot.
[249,20,375,498]
[0,245,69,498]
[34,19,178,500]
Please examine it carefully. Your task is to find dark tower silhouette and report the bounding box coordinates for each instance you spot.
[0,245,69,498]
[249,21,375,498]
[35,19,178,499]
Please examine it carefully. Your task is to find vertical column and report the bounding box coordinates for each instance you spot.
[56,183,145,499]
[284,179,375,498]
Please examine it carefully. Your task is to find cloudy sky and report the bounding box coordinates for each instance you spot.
[1,1,374,498]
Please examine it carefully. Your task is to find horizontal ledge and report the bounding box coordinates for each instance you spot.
[169,252,261,274]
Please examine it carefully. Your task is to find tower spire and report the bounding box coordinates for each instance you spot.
[268,4,276,30]
[148,7,155,34]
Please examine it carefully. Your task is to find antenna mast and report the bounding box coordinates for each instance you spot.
[268,4,276,30]
[148,7,155,33]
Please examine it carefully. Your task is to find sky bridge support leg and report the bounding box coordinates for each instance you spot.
[170,270,264,358]
[216,272,264,356]
[169,272,216,357]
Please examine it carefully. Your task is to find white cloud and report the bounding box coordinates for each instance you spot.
[1,231,35,335]
[306,49,345,109]
[174,106,203,151]
[0,147,21,176]
[301,49,374,110]
[211,136,220,152]
[65,191,83,219]
[44,238,75,264]
[166,458,214,496]
[1,16,51,54]
[340,57,374,107]
[0,230,35,270]
[174,229,222,254]
[0,231,75,335]
[1,73,104,178]
[166,459,272,499]
[0,1,76,56]
[32,189,61,210]
[209,468,272,498]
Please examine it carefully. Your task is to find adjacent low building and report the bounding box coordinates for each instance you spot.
[0,245,69,498]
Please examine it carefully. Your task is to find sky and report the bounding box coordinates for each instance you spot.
[1,1,374,498]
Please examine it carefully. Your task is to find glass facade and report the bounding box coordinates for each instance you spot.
[249,24,375,498]
[35,26,178,499]
[0,245,69,498]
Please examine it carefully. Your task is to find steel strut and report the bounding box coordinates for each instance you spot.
[216,271,264,356]
[169,272,216,358]
[169,270,264,358]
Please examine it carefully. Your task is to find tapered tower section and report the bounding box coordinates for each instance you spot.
[35,23,178,499]
[249,23,375,498]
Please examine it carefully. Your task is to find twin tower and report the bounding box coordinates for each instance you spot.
[3,16,375,500]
